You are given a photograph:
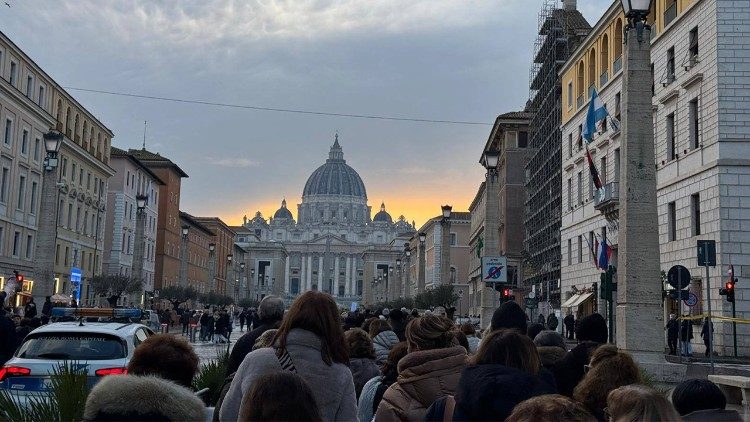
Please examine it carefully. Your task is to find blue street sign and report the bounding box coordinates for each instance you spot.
[70,267,82,285]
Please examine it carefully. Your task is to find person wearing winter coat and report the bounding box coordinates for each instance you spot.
[227,296,285,376]
[701,317,714,357]
[680,317,694,356]
[573,345,642,420]
[374,315,467,422]
[533,330,568,371]
[550,341,601,398]
[358,342,408,422]
[370,319,399,366]
[82,375,205,421]
[345,328,381,398]
[424,329,557,421]
[218,291,357,422]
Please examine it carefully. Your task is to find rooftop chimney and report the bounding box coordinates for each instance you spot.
[562,0,577,10]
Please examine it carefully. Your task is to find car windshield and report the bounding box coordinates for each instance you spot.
[16,332,127,360]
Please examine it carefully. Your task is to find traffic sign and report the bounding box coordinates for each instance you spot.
[482,256,508,285]
[684,292,699,307]
[697,240,717,267]
[667,265,691,290]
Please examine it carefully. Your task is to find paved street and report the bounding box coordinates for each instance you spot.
[173,325,245,365]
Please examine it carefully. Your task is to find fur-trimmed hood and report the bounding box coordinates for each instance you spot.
[83,375,205,421]
[537,345,567,368]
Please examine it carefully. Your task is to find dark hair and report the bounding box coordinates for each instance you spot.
[575,313,608,344]
[455,330,470,354]
[361,317,378,333]
[473,329,541,374]
[127,334,199,388]
[491,301,528,334]
[238,372,322,422]
[534,330,566,350]
[345,328,376,359]
[406,315,456,352]
[380,342,409,385]
[459,323,475,336]
[506,394,596,422]
[273,291,348,365]
[527,323,545,340]
[672,379,727,415]
[368,319,392,338]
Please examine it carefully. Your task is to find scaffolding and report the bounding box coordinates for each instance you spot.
[523,0,591,306]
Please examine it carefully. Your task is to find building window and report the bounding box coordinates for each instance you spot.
[17,174,25,210]
[9,61,17,86]
[12,231,20,257]
[614,92,621,122]
[4,118,12,145]
[668,201,677,241]
[589,170,595,199]
[64,246,69,266]
[577,172,583,205]
[567,238,572,265]
[691,194,701,236]
[577,124,583,151]
[614,148,621,183]
[666,47,676,84]
[578,235,583,264]
[589,231,595,261]
[25,235,32,259]
[28,180,37,215]
[67,203,73,228]
[26,75,33,97]
[518,131,528,148]
[567,81,573,108]
[0,167,8,203]
[600,156,607,184]
[568,133,573,158]
[21,129,28,154]
[450,233,457,246]
[689,27,699,65]
[666,112,676,160]
[71,163,76,182]
[689,98,699,149]
[33,137,40,161]
[567,178,572,209]
[38,85,45,107]
[58,199,64,224]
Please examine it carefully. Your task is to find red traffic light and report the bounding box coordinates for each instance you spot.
[726,281,734,290]
[502,288,510,297]
[13,271,23,283]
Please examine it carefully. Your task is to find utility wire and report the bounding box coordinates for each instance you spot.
[63,86,492,126]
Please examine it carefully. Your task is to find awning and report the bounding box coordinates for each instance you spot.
[561,292,595,308]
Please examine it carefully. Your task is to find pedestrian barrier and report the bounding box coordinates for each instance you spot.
[707,375,750,407]
[678,314,750,324]
[160,323,169,334]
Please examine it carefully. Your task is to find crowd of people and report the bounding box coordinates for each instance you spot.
[3,288,745,421]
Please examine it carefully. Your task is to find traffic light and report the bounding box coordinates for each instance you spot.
[13,270,23,284]
[726,278,737,302]
[500,288,511,303]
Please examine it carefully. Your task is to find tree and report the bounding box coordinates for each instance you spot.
[198,292,235,308]
[159,285,198,310]
[90,274,143,307]
[377,284,457,312]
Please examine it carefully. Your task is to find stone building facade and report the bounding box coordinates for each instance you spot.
[194,217,236,297]
[560,0,750,356]
[179,212,212,294]
[103,147,162,304]
[237,136,415,307]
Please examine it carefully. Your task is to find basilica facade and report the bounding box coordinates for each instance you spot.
[235,136,415,306]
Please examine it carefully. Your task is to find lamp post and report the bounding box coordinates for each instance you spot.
[227,254,234,301]
[208,243,217,295]
[480,149,501,328]
[404,244,412,297]
[418,232,426,294]
[617,0,662,356]
[132,194,148,304]
[239,262,246,301]
[178,225,190,288]
[440,205,452,286]
[395,258,402,301]
[250,268,255,299]
[34,130,64,301]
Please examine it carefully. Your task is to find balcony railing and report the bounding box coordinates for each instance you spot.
[613,56,622,74]
[594,182,619,211]
[600,70,609,86]
[664,2,677,27]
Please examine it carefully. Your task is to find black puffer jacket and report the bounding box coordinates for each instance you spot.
[441,364,556,421]
[551,341,601,397]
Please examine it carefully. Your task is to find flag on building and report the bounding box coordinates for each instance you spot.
[582,89,619,142]
[597,237,612,271]
[585,144,603,190]
[584,233,599,268]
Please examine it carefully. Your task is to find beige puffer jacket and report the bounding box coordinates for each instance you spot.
[374,346,467,422]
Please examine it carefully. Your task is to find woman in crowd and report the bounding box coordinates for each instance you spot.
[551,341,601,397]
[672,378,742,421]
[459,323,480,354]
[533,330,567,372]
[218,291,357,422]
[606,384,681,421]
[374,315,467,421]
[425,329,557,421]
[238,372,322,422]
[573,345,641,420]
[506,394,595,422]
[370,319,399,366]
[345,328,381,398]
[358,342,409,422]
[127,333,199,389]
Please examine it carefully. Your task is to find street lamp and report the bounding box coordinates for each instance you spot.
[240,262,245,270]
[209,243,215,253]
[43,130,63,171]
[620,0,653,41]
[441,205,452,221]
[135,194,148,211]
[227,254,233,263]
[181,225,189,238]
[419,232,426,245]
[396,258,401,267]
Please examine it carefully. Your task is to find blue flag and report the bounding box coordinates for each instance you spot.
[582,89,613,143]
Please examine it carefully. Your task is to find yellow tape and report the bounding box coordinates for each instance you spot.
[677,314,750,324]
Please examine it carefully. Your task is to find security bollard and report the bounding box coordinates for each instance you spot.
[161,323,169,334]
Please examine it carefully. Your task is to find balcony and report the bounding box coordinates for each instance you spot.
[594,182,619,219]
[613,56,622,74]
[664,2,677,27]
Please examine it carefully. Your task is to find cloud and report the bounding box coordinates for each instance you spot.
[207,157,260,168]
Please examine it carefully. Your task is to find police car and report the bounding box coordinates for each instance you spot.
[0,308,153,403]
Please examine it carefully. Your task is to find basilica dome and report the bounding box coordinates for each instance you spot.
[273,199,294,220]
[373,202,393,223]
[302,135,367,200]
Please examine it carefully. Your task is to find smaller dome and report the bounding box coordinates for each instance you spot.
[373,202,392,223]
[249,211,267,226]
[273,199,294,220]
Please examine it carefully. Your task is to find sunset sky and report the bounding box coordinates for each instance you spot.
[0,1,608,228]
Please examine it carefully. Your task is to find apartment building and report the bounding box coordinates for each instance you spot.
[560,0,750,356]
[194,216,236,296]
